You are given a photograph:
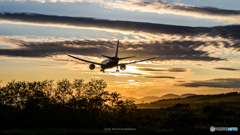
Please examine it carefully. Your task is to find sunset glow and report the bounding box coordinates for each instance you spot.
[0,0,240,99]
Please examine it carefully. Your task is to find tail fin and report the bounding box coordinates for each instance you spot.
[115,39,119,57]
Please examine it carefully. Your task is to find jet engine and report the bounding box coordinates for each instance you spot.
[89,63,95,70]
[120,65,126,71]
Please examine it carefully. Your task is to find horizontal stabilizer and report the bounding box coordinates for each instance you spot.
[119,56,136,60]
[118,57,155,66]
[101,55,112,59]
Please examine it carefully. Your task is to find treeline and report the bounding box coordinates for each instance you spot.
[0,79,139,129]
[156,92,240,102]
[187,92,240,99]
[0,79,239,134]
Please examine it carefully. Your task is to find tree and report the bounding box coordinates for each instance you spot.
[72,79,85,99]
[110,92,121,107]
[55,79,73,104]
[84,79,107,98]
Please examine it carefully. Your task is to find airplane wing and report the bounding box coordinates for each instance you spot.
[67,54,103,65]
[117,57,155,66]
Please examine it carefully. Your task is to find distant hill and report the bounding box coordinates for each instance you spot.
[179,93,196,98]
[121,96,138,101]
[136,92,240,108]
[121,93,196,104]
[160,94,179,99]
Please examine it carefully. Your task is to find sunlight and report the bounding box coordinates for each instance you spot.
[102,65,147,77]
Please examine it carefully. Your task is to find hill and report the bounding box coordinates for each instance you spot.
[122,93,196,104]
[136,92,240,108]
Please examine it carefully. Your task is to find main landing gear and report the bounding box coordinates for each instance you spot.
[116,66,119,72]
[100,69,105,73]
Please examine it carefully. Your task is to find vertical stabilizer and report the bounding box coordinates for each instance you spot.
[115,39,119,57]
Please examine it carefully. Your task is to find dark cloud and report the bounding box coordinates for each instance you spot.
[179,78,240,88]
[52,59,85,64]
[175,80,186,82]
[0,38,225,61]
[134,1,240,16]
[145,76,176,79]
[214,67,240,71]
[0,12,240,41]
[136,67,187,72]
[9,0,240,24]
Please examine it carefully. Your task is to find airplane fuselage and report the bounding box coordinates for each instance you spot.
[101,57,119,70]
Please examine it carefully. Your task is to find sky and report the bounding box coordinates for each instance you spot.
[0,0,240,98]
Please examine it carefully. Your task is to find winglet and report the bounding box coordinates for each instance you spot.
[115,39,119,57]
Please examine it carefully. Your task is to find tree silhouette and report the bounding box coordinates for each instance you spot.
[110,92,121,107]
[55,79,73,104]
[1,79,238,134]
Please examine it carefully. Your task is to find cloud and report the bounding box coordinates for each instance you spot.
[109,0,240,24]
[179,78,240,88]
[104,71,144,76]
[0,12,240,42]
[31,65,59,67]
[115,80,141,84]
[0,37,225,61]
[136,67,187,72]
[29,61,94,71]
[144,76,176,79]
[4,0,240,23]
[0,13,239,62]
[214,67,240,71]
[175,80,185,82]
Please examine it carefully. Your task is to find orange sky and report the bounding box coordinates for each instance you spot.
[1,0,240,98]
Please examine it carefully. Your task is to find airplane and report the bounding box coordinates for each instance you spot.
[66,40,155,73]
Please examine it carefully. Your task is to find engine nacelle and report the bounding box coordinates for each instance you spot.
[89,63,95,70]
[120,65,126,71]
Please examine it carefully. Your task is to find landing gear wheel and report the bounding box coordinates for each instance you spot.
[116,70,119,72]
[100,69,105,73]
